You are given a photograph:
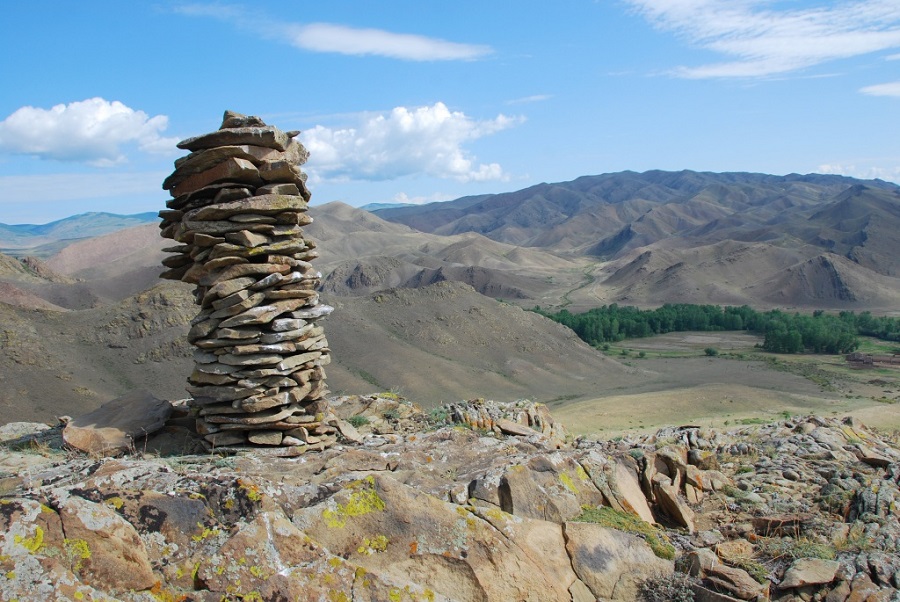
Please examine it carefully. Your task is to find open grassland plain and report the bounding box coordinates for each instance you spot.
[554,332,900,437]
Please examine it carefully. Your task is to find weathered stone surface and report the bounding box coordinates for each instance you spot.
[0,421,50,441]
[159,112,334,451]
[186,193,308,221]
[209,291,266,319]
[653,474,696,533]
[716,538,754,563]
[291,303,334,319]
[277,350,323,372]
[687,547,721,577]
[614,460,657,524]
[752,513,812,536]
[295,473,580,602]
[171,157,262,197]
[240,390,293,413]
[62,390,172,456]
[177,125,293,152]
[55,495,156,592]
[704,564,768,601]
[215,352,283,367]
[564,521,673,600]
[225,229,270,247]
[694,585,746,602]
[780,558,841,589]
[198,262,290,287]
[247,430,283,445]
[4,404,900,600]
[258,182,300,195]
[496,417,540,437]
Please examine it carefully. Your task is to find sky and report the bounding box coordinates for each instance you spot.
[1,1,899,225]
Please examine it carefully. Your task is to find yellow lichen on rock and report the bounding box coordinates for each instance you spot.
[323,477,386,528]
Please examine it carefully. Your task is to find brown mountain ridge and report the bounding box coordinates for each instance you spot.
[2,170,900,423]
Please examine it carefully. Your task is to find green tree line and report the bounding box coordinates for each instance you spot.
[533,304,900,354]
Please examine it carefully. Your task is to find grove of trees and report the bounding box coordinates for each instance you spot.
[533,304,900,354]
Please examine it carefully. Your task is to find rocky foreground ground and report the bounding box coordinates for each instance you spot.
[1,395,899,602]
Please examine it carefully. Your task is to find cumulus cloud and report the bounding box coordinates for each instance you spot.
[301,102,522,183]
[175,4,491,61]
[626,0,900,78]
[860,81,900,96]
[0,98,179,166]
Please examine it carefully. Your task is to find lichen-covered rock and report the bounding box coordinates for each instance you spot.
[1,402,899,600]
[293,473,581,602]
[53,495,156,592]
[564,521,674,600]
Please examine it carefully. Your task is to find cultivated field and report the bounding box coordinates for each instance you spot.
[554,331,900,437]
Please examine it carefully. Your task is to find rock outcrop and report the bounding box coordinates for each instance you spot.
[158,111,336,451]
[2,400,899,601]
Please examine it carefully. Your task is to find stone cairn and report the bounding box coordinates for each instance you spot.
[158,111,337,452]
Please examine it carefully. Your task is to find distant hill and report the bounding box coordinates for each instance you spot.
[359,202,415,211]
[0,211,158,255]
[374,170,900,264]
[371,170,900,311]
[3,170,899,316]
[3,169,900,425]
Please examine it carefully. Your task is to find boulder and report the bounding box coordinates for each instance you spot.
[716,538,755,563]
[294,473,580,602]
[652,474,696,533]
[0,421,51,441]
[55,495,156,593]
[564,521,673,600]
[704,564,768,601]
[780,558,840,590]
[62,390,172,456]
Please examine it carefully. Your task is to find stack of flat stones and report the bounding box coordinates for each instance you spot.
[158,111,336,452]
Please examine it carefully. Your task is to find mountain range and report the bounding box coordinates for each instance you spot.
[2,169,899,423]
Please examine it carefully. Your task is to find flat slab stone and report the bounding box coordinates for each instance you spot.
[171,157,262,197]
[62,390,172,456]
[0,422,51,442]
[177,126,293,152]
[779,558,840,589]
[185,194,308,221]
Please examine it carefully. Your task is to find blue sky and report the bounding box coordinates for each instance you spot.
[1,1,899,224]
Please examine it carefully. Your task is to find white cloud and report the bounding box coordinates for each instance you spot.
[283,23,491,61]
[626,0,900,78]
[391,192,454,205]
[817,162,900,182]
[175,4,491,61]
[506,94,553,105]
[0,98,179,166]
[0,171,168,203]
[860,81,900,96]
[301,102,522,183]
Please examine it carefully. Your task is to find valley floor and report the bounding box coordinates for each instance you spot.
[553,332,900,437]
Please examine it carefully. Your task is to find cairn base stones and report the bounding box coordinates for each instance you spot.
[160,111,336,450]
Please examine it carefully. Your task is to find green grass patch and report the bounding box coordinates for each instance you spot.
[757,537,836,561]
[735,417,768,425]
[356,369,382,388]
[573,506,675,560]
[347,415,370,428]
